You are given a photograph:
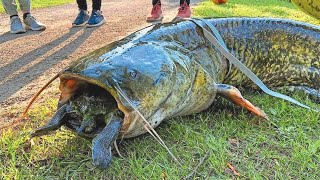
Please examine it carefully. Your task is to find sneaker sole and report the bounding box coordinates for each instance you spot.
[25,25,46,31]
[146,15,163,22]
[172,16,191,22]
[175,15,191,19]
[10,29,26,34]
[86,19,106,28]
[72,20,88,27]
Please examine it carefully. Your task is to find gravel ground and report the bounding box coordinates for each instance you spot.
[0,0,202,127]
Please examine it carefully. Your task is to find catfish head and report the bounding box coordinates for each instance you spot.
[31,44,178,169]
[78,44,180,138]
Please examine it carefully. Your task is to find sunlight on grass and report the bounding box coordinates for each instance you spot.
[1,0,319,179]
[0,0,74,13]
[193,0,320,25]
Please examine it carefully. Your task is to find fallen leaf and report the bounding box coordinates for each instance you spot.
[161,171,167,180]
[227,162,240,176]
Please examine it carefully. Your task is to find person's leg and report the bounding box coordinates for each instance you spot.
[77,0,88,10]
[73,0,90,27]
[180,0,190,5]
[92,0,101,10]
[177,0,191,18]
[17,0,31,14]
[2,0,19,16]
[2,0,26,33]
[16,0,46,31]
[146,0,163,22]
[86,0,106,27]
[16,0,31,20]
[152,0,160,5]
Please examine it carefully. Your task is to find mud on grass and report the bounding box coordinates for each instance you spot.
[1,92,319,179]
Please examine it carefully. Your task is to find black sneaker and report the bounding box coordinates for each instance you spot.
[86,10,106,28]
[72,9,90,27]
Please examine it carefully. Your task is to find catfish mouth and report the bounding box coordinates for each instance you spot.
[58,74,126,110]
[64,110,110,138]
[58,74,132,137]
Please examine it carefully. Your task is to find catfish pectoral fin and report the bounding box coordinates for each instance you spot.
[31,104,69,137]
[216,84,269,120]
[92,116,122,169]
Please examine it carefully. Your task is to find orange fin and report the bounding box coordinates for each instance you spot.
[216,84,269,120]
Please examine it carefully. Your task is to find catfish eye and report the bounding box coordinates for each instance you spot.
[129,70,137,79]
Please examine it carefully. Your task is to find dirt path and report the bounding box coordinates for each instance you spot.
[0,0,202,125]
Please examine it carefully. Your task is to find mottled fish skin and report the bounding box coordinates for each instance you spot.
[292,0,320,20]
[62,18,319,138]
[215,18,320,90]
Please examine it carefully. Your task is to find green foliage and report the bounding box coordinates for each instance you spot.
[0,0,73,13]
[193,0,320,25]
[1,0,319,179]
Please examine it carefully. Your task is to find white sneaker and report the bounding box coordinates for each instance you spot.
[23,14,46,31]
[10,16,26,34]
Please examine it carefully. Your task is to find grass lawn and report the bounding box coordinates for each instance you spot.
[1,0,319,179]
[0,0,74,13]
[194,0,319,25]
